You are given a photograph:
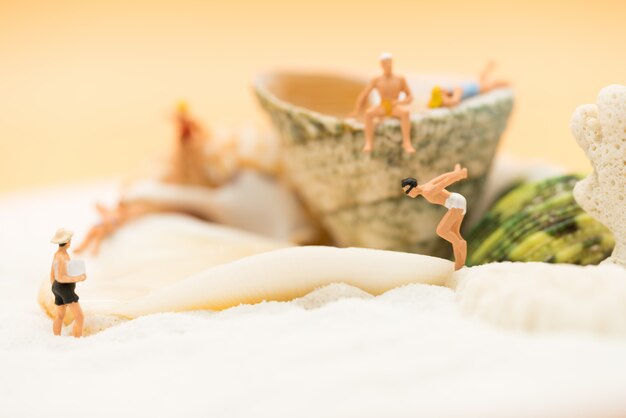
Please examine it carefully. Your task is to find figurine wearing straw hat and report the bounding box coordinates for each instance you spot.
[50,228,87,337]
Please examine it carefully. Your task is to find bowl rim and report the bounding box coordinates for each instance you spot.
[254,70,514,128]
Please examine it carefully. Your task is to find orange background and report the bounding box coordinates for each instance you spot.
[1,0,625,192]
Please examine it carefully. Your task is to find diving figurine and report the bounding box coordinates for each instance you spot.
[402,164,468,270]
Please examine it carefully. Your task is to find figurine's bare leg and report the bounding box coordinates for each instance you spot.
[436,209,466,270]
[89,229,107,256]
[53,305,67,336]
[478,60,509,92]
[73,227,98,254]
[391,106,415,153]
[442,87,463,108]
[479,80,510,93]
[68,302,84,338]
[436,211,458,260]
[363,106,385,152]
[451,213,467,268]
[75,225,110,256]
[479,61,496,84]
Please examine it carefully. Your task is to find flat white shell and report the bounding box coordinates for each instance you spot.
[39,214,452,332]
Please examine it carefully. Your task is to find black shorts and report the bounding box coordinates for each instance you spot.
[51,281,79,306]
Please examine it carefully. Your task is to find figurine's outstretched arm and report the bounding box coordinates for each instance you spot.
[350,80,376,116]
[427,165,467,185]
[426,165,468,191]
[428,170,457,185]
[398,77,413,105]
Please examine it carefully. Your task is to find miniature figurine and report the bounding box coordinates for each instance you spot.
[402,164,468,270]
[73,202,122,255]
[163,101,213,186]
[75,101,290,254]
[428,62,509,108]
[163,101,240,188]
[50,228,86,337]
[350,53,415,153]
[571,84,626,267]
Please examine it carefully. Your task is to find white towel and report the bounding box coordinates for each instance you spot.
[67,259,86,277]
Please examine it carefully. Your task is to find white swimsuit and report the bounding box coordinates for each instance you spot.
[444,192,467,215]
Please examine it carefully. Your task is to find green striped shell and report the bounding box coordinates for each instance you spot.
[467,174,614,265]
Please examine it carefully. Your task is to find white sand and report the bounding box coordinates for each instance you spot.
[456,262,626,335]
[2,180,626,418]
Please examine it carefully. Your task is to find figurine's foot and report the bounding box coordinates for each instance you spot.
[403,144,416,154]
[362,144,373,153]
[454,259,465,271]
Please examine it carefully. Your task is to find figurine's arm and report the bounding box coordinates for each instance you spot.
[427,167,461,185]
[350,80,376,117]
[426,165,468,190]
[427,171,456,185]
[425,174,458,194]
[398,77,413,105]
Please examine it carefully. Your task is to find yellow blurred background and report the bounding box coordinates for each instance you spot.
[1,0,625,192]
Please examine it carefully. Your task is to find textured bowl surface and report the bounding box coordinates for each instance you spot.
[256,72,514,256]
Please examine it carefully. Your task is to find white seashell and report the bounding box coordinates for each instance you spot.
[39,216,452,333]
[102,246,453,318]
[38,214,290,332]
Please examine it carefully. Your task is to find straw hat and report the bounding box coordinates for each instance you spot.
[50,228,73,244]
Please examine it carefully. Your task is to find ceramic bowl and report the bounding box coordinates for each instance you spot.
[255,71,513,257]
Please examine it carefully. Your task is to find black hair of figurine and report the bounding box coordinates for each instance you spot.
[59,243,67,248]
[401,177,418,194]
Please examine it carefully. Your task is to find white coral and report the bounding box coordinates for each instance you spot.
[571,84,626,266]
